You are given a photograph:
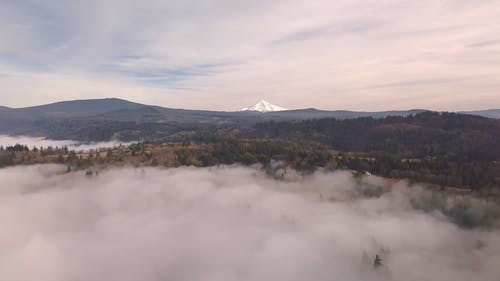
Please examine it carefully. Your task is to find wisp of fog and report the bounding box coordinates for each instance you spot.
[0,135,132,151]
[1,165,499,281]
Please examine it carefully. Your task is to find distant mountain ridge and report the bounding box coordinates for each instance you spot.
[6,98,145,119]
[462,109,500,119]
[0,98,433,121]
[1,98,497,119]
[0,98,497,141]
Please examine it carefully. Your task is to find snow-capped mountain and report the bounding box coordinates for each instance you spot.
[241,100,287,112]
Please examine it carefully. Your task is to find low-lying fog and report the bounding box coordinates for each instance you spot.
[1,165,499,281]
[0,135,131,151]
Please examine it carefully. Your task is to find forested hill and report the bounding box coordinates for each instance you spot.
[1,98,498,139]
[250,112,500,160]
[0,98,431,139]
[1,112,499,190]
[2,98,145,118]
[463,109,500,119]
[246,112,500,190]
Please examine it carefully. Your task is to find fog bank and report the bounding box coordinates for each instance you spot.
[1,165,499,281]
[0,135,132,151]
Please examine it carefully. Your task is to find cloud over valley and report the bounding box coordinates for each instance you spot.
[1,165,499,281]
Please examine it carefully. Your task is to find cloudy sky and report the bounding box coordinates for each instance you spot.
[1,0,499,111]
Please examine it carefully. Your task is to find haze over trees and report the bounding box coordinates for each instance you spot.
[1,99,500,192]
[2,111,500,193]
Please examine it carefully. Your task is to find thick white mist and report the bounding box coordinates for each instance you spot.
[0,135,132,151]
[0,165,499,281]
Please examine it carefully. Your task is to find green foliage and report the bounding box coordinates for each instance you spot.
[0,153,14,167]
[6,144,29,152]
[166,136,333,171]
[250,112,500,190]
[2,112,498,192]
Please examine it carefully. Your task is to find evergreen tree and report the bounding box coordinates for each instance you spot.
[374,254,383,269]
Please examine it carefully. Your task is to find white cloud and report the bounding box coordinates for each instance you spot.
[0,135,133,151]
[0,165,499,281]
[0,0,499,110]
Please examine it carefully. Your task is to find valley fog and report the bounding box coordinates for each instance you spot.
[1,165,499,281]
[0,135,132,151]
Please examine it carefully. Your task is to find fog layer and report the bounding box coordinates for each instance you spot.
[1,165,499,281]
[0,135,132,151]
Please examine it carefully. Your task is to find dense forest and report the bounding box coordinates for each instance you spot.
[250,112,500,160]
[244,112,500,191]
[0,138,334,176]
[1,111,499,192]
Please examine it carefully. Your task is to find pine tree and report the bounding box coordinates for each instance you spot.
[374,254,383,269]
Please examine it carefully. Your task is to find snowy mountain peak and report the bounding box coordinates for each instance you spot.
[241,100,287,112]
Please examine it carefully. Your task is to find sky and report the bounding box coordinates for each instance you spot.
[0,0,499,111]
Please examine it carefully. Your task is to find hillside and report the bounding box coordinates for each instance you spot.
[1,98,145,119]
[1,111,500,190]
[265,108,428,120]
[245,112,500,190]
[463,109,500,119]
[250,112,500,160]
[0,98,497,142]
[0,98,434,140]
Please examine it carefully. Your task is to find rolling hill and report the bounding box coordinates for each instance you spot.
[1,98,145,119]
[0,98,494,141]
[463,109,500,119]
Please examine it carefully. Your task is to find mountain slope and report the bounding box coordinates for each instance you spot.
[241,100,287,112]
[0,98,149,136]
[247,112,500,190]
[0,98,450,140]
[4,98,146,119]
[463,109,500,119]
[265,108,428,120]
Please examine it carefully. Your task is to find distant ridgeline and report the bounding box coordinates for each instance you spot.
[1,98,497,142]
[0,98,499,191]
[1,111,500,192]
